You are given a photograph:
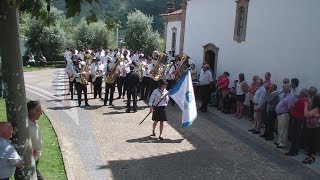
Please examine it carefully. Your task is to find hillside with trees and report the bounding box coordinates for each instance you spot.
[52,0,182,33]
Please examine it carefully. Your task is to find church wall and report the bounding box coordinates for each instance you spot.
[166,21,181,53]
[184,0,320,90]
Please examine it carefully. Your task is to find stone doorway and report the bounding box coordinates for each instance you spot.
[203,43,219,80]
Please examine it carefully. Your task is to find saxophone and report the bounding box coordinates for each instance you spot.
[172,54,190,80]
[105,57,122,84]
[149,53,167,81]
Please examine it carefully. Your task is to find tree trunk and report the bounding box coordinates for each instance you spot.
[0,2,37,180]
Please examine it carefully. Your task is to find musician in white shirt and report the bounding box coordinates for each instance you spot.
[90,58,104,99]
[140,57,151,100]
[149,80,169,140]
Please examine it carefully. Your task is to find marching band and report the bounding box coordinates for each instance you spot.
[64,48,189,112]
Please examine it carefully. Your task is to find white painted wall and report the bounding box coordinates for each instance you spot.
[166,21,181,53]
[184,0,320,90]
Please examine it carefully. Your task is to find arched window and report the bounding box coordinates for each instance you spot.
[234,0,249,43]
[171,27,177,51]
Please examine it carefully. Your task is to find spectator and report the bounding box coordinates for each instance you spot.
[38,51,47,66]
[248,76,259,121]
[249,78,266,134]
[217,72,230,111]
[27,101,44,180]
[279,78,290,100]
[308,86,317,102]
[290,78,300,99]
[301,95,320,164]
[261,84,279,140]
[264,72,272,95]
[197,64,213,112]
[285,89,309,156]
[0,122,24,180]
[190,63,198,82]
[27,52,36,67]
[234,73,248,119]
[275,84,295,148]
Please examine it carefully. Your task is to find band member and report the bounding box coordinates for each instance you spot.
[126,64,140,113]
[103,60,116,106]
[140,57,151,100]
[149,56,159,99]
[167,57,179,105]
[149,80,169,140]
[90,58,104,99]
[117,51,131,99]
[198,64,213,112]
[72,61,90,107]
[66,55,76,99]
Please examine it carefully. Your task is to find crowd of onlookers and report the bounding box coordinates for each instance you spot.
[210,72,320,164]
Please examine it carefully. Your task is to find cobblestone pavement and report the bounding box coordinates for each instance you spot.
[24,69,320,180]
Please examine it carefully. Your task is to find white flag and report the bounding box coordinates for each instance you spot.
[169,71,197,127]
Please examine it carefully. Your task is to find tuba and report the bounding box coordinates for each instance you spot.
[80,61,90,85]
[105,57,122,84]
[172,54,190,80]
[150,53,167,81]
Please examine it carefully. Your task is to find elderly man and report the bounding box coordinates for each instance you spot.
[261,84,279,140]
[291,78,300,99]
[27,101,44,180]
[275,84,295,148]
[285,89,309,156]
[308,86,317,101]
[0,122,23,180]
[249,78,266,134]
[198,64,213,112]
[279,78,290,100]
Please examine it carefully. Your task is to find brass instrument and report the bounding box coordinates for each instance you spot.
[137,64,143,81]
[91,69,101,83]
[80,61,90,85]
[150,53,167,81]
[172,54,190,80]
[105,57,122,84]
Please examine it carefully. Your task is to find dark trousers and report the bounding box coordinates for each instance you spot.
[75,82,88,105]
[288,118,305,154]
[140,77,150,100]
[117,76,126,97]
[302,127,320,156]
[127,89,137,111]
[249,100,254,118]
[168,79,176,105]
[36,160,44,180]
[105,82,115,105]
[200,84,210,110]
[264,110,277,139]
[93,77,102,98]
[69,79,75,98]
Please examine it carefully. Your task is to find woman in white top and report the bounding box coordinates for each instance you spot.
[149,80,169,140]
[234,73,248,119]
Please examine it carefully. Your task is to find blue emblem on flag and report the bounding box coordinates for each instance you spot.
[186,91,192,103]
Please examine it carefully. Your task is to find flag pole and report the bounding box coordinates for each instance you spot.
[139,70,189,125]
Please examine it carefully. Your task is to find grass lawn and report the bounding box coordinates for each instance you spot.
[0,99,67,180]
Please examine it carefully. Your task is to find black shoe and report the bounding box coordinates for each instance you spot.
[252,131,260,134]
[248,129,255,132]
[274,142,279,146]
[100,98,103,100]
[285,152,297,156]
[117,96,121,99]
[158,137,164,140]
[150,132,156,137]
[133,109,138,112]
[276,145,286,149]
[85,103,90,107]
[126,109,130,113]
[259,134,266,138]
[71,97,73,100]
[109,103,114,107]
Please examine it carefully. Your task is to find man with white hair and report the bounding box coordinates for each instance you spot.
[249,78,266,134]
[275,84,295,148]
[0,122,23,180]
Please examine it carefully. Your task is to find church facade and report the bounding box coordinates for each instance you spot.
[162,0,320,89]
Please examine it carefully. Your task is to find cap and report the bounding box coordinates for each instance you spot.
[160,79,168,85]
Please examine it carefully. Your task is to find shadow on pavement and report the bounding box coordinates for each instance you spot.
[96,106,320,179]
[82,105,103,110]
[47,106,76,110]
[102,111,127,115]
[126,136,184,144]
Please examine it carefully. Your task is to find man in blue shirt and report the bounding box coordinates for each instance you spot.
[0,122,23,180]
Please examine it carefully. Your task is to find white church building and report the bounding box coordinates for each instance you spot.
[162,0,320,90]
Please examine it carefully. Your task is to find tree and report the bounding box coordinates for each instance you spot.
[0,0,99,179]
[125,9,162,55]
[74,19,116,50]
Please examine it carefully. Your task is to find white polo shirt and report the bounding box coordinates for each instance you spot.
[198,70,213,85]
